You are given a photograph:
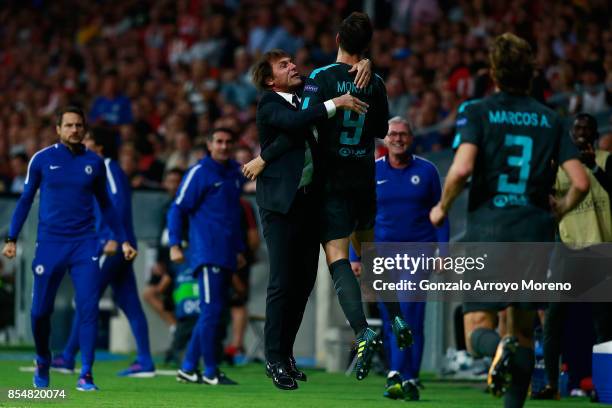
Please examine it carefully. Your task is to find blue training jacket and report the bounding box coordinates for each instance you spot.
[350,154,449,261]
[94,158,138,248]
[167,156,245,271]
[374,155,449,243]
[8,143,126,243]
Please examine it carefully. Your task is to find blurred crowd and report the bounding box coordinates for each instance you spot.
[1,0,611,192]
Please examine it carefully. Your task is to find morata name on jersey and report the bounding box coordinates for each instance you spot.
[337,81,373,95]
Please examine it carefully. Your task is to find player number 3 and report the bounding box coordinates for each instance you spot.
[497,134,533,195]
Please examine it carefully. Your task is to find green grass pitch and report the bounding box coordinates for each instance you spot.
[0,358,590,407]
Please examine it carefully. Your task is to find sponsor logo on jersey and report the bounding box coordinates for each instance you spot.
[338,147,367,157]
[304,84,319,93]
[492,193,528,208]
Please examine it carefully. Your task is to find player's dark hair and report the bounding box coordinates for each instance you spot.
[207,127,236,142]
[56,106,87,128]
[87,126,119,160]
[489,33,534,95]
[338,12,373,56]
[251,49,290,91]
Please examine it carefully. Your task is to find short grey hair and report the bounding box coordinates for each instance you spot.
[387,116,414,135]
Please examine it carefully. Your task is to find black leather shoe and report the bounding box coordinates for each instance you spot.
[266,361,298,390]
[286,356,307,382]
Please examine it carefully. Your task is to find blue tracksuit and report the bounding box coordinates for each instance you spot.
[167,156,244,377]
[61,159,153,369]
[351,155,449,380]
[8,142,126,376]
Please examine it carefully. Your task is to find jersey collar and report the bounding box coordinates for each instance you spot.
[58,142,86,155]
[385,153,414,170]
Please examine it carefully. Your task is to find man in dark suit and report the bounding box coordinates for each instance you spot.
[245,49,369,391]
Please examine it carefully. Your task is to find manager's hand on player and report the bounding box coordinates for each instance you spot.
[332,92,368,115]
[122,242,138,261]
[169,245,185,264]
[349,58,371,89]
[103,240,118,256]
[2,242,16,259]
[429,203,447,227]
[242,156,266,180]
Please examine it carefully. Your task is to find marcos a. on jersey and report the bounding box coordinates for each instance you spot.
[301,63,389,191]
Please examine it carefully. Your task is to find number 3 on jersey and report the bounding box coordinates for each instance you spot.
[497,134,533,194]
[339,110,365,146]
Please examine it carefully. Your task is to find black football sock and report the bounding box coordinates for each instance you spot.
[329,259,367,335]
[504,346,534,408]
[470,327,500,357]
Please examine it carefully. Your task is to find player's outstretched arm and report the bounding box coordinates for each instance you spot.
[550,158,590,220]
[430,143,478,227]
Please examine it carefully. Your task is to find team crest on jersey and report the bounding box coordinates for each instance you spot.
[411,175,420,185]
[84,165,93,175]
[34,264,44,275]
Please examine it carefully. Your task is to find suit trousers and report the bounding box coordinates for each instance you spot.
[260,187,320,363]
